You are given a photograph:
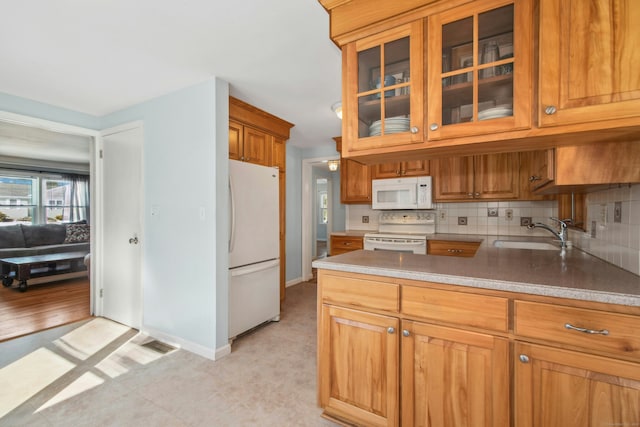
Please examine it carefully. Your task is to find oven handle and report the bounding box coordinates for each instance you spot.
[365,239,426,246]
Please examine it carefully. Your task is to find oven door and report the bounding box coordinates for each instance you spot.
[364,236,426,255]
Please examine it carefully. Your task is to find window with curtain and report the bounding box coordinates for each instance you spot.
[0,171,89,225]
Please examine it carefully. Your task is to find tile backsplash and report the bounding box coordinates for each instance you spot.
[345,184,640,276]
[570,184,640,276]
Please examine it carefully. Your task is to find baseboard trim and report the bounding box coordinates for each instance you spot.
[286,277,304,287]
[141,325,230,361]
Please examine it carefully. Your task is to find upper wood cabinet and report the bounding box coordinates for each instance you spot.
[229,119,273,167]
[341,21,426,158]
[335,137,372,204]
[433,152,519,201]
[372,160,429,178]
[322,0,640,163]
[341,158,372,203]
[427,0,533,140]
[539,0,640,128]
[533,141,640,194]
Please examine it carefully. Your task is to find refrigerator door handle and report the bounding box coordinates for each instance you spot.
[230,259,279,277]
[229,176,236,253]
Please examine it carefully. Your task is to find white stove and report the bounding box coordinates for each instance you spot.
[364,210,436,254]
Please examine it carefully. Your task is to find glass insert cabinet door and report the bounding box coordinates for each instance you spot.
[427,0,532,139]
[344,21,424,151]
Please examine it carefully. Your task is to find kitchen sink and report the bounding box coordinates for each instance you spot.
[492,240,559,250]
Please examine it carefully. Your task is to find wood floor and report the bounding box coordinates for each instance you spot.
[0,277,91,342]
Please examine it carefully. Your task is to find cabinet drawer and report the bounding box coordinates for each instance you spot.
[321,273,399,313]
[330,236,363,256]
[427,240,480,257]
[515,301,640,358]
[402,286,509,332]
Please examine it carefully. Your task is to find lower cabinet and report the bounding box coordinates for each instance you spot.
[401,320,510,427]
[319,304,399,427]
[317,270,640,427]
[329,234,363,256]
[514,342,640,427]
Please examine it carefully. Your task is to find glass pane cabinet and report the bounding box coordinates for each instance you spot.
[343,21,424,153]
[427,0,532,140]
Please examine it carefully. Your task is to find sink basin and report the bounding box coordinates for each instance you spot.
[493,240,559,251]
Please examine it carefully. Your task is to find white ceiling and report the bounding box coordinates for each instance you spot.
[0,0,343,152]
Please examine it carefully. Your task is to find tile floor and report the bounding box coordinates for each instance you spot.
[0,281,337,427]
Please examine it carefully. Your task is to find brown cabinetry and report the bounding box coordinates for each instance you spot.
[321,0,640,164]
[373,160,429,178]
[402,320,509,427]
[229,119,272,166]
[341,21,426,158]
[427,0,532,140]
[229,97,293,302]
[329,235,363,256]
[317,268,640,427]
[426,239,481,257]
[533,142,640,194]
[318,271,509,427]
[538,0,640,128]
[514,300,640,427]
[335,137,372,204]
[433,152,519,201]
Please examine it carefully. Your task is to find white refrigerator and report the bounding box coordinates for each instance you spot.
[228,159,280,339]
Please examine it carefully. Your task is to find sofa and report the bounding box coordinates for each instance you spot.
[0,223,90,286]
[0,223,90,259]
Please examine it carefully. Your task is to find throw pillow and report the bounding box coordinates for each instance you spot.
[64,223,90,243]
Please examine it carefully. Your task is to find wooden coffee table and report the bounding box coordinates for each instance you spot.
[0,251,88,292]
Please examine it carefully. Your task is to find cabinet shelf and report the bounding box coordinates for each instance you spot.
[442,74,513,110]
[357,94,410,125]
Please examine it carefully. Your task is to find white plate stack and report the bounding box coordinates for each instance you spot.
[369,116,410,136]
[478,104,513,121]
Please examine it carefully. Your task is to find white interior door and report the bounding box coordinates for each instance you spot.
[100,123,143,329]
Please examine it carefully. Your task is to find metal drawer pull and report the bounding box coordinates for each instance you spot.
[564,323,609,335]
[447,249,464,253]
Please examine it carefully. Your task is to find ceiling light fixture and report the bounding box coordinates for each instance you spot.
[327,160,340,171]
[331,101,343,120]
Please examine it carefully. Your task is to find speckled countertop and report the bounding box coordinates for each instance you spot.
[312,235,640,307]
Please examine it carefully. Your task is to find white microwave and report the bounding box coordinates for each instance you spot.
[372,176,433,210]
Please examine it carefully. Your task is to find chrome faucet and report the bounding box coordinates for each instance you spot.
[527,217,570,248]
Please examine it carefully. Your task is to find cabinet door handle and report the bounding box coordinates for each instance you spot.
[529,175,541,182]
[544,105,557,115]
[402,330,410,337]
[467,193,474,198]
[564,323,609,336]
[474,192,480,197]
[519,354,530,363]
[410,126,419,134]
[429,123,439,131]
[387,327,396,334]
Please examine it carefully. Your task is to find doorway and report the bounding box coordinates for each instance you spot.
[0,111,144,334]
[301,156,342,281]
[0,111,98,338]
